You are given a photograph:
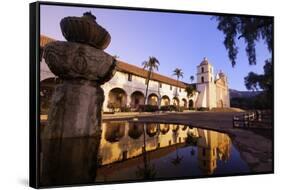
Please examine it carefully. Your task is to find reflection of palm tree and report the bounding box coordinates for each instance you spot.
[142,57,160,104]
[170,128,183,166]
[135,123,156,179]
[190,148,195,156]
[171,148,183,166]
[185,132,198,157]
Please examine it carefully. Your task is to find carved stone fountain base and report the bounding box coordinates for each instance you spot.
[41,41,116,186]
[41,80,104,186]
[44,80,104,139]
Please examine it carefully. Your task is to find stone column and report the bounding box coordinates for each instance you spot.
[41,12,116,186]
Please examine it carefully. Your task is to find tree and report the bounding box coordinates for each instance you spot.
[190,75,194,83]
[185,85,196,98]
[172,68,184,97]
[215,16,273,67]
[244,72,261,91]
[172,68,184,111]
[244,59,273,108]
[142,56,160,104]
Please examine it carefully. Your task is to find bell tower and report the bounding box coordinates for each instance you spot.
[196,57,216,109]
[197,57,214,84]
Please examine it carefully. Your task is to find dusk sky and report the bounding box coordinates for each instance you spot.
[40,4,271,91]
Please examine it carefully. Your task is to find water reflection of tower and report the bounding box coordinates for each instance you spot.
[197,129,218,175]
[217,133,231,162]
[197,129,231,175]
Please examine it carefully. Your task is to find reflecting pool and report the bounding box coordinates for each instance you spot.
[40,121,250,186]
[95,121,250,182]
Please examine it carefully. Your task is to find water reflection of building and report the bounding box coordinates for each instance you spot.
[99,121,230,171]
[100,122,193,165]
[197,129,231,174]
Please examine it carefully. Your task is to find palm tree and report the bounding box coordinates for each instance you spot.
[142,56,160,104]
[190,75,194,83]
[172,68,184,97]
[172,68,183,111]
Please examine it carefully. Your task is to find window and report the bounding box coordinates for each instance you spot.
[170,85,172,90]
[128,73,132,81]
[179,88,181,92]
[201,67,204,73]
[211,77,212,82]
[159,82,162,88]
[201,76,204,83]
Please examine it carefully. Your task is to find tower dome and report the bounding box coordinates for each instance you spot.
[218,70,225,78]
[200,57,209,66]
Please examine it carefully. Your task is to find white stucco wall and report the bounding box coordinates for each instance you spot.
[40,58,230,111]
[101,70,190,111]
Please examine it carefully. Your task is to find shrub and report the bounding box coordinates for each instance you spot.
[107,102,118,112]
[160,105,177,111]
[138,104,159,112]
[120,106,131,112]
[179,106,186,112]
[197,107,209,111]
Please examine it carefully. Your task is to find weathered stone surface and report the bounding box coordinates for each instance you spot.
[42,80,104,139]
[43,41,116,84]
[60,12,111,50]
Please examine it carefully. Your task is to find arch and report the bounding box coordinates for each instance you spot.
[148,93,159,105]
[104,122,125,143]
[128,123,143,139]
[161,95,170,106]
[172,97,180,106]
[182,98,187,108]
[182,125,188,131]
[146,123,159,137]
[172,124,180,132]
[159,124,170,135]
[130,91,144,109]
[40,77,62,115]
[108,88,127,111]
[201,76,204,83]
[189,99,194,108]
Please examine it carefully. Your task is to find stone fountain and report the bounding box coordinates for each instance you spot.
[41,12,116,186]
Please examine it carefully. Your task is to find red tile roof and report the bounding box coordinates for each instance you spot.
[116,61,187,88]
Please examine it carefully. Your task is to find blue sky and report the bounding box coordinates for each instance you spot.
[40,5,271,91]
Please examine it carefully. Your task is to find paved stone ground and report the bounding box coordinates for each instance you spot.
[103,111,273,173]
